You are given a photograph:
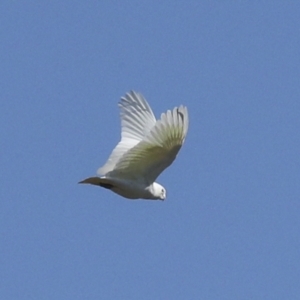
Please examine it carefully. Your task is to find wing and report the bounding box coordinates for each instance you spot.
[97,91,156,175]
[109,105,189,184]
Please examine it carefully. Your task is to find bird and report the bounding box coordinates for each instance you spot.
[79,90,189,200]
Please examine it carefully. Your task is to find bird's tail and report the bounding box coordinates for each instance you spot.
[78,177,113,189]
[78,177,102,185]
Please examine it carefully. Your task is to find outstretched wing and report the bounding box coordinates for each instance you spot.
[98,91,156,175]
[109,105,189,184]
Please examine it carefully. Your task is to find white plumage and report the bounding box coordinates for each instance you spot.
[79,91,189,200]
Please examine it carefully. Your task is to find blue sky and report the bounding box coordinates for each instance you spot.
[1,1,300,299]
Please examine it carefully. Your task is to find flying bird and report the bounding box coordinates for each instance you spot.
[79,91,189,200]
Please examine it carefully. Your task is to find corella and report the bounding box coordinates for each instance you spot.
[79,91,189,200]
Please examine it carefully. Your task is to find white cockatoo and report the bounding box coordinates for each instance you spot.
[79,91,189,200]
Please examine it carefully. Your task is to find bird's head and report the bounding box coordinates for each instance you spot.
[152,182,166,201]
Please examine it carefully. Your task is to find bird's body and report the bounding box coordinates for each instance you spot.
[79,91,189,200]
[80,176,164,200]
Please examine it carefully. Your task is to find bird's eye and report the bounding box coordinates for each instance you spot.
[161,189,164,193]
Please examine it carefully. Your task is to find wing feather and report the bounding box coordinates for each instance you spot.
[109,105,189,183]
[98,91,156,175]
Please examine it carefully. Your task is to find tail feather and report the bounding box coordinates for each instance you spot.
[78,177,114,189]
[79,177,102,185]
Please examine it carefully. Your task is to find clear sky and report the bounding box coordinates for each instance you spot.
[1,1,300,299]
